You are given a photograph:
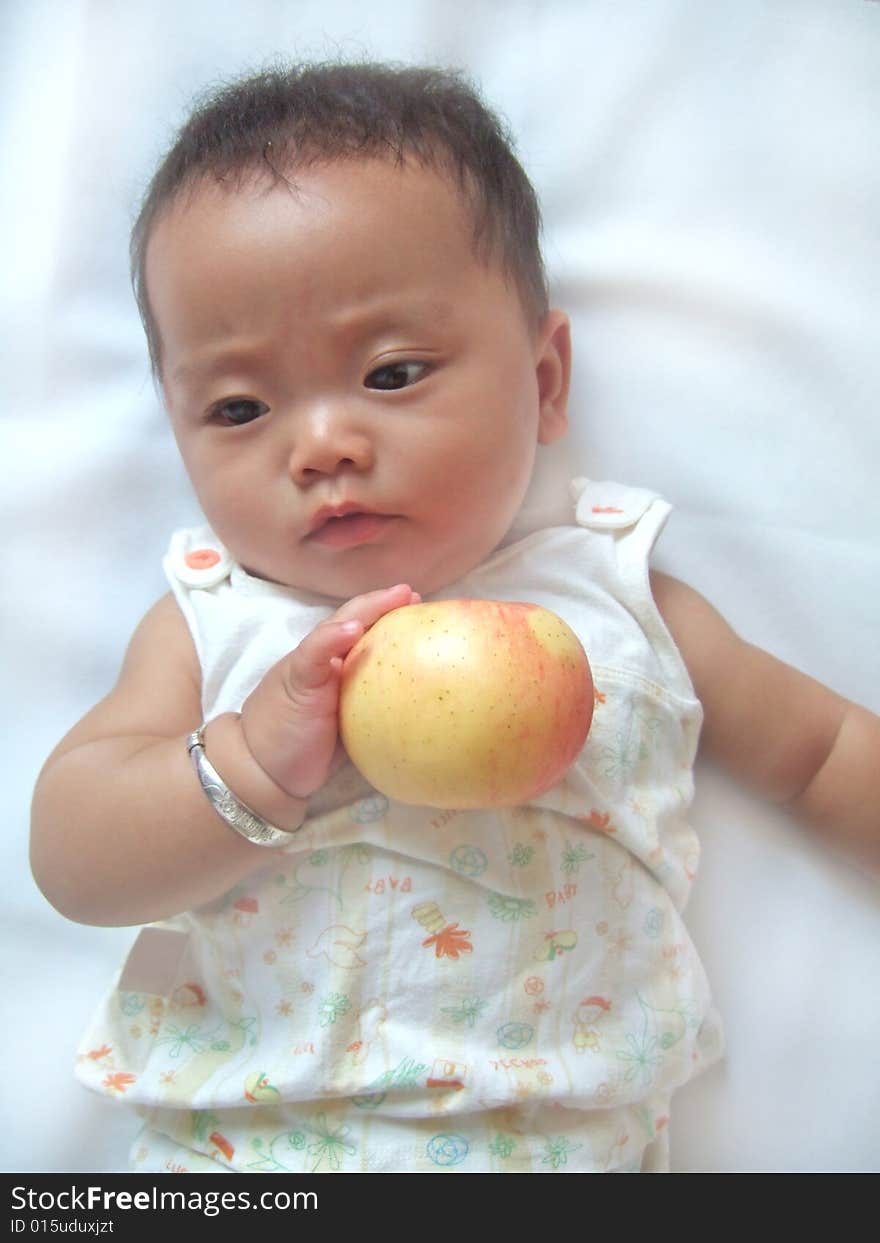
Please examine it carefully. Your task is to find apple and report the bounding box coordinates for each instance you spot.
[339,599,593,808]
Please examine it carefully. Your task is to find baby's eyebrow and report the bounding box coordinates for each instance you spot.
[326,297,455,341]
[168,298,456,388]
[170,348,265,388]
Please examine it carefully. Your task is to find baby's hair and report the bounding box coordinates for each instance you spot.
[131,61,549,374]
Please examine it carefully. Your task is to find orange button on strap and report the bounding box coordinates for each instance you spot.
[184,548,222,571]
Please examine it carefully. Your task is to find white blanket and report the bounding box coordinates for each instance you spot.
[3,0,878,1173]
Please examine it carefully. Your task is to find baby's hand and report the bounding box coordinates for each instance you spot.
[237,584,420,801]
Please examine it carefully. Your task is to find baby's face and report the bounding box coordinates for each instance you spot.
[147,159,569,598]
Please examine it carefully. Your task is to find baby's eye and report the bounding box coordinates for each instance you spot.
[364,361,429,391]
[210,398,270,427]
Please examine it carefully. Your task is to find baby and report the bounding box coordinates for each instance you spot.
[30,62,879,1174]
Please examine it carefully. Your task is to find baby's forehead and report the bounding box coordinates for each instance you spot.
[152,158,474,269]
[172,149,476,225]
[146,156,536,378]
[149,155,501,302]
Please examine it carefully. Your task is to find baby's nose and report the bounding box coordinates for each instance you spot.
[288,405,374,484]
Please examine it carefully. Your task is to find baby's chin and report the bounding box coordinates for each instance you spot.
[238,551,490,604]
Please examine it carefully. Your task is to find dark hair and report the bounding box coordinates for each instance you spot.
[131,61,549,373]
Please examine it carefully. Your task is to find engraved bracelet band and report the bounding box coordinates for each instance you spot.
[186,725,297,848]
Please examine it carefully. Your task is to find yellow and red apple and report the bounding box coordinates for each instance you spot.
[339,599,593,808]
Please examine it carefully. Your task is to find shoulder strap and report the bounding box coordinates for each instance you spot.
[571,478,695,699]
[571,478,659,531]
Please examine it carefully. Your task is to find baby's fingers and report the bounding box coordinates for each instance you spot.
[286,618,364,694]
[331,583,421,633]
[239,586,421,800]
[289,582,420,694]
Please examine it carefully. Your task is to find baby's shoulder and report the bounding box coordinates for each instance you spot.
[122,593,201,695]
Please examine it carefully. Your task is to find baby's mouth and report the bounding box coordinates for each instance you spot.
[307,507,397,549]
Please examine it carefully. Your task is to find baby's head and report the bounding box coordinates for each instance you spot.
[136,63,571,598]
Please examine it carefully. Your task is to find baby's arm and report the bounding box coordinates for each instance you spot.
[30,583,418,927]
[652,573,880,875]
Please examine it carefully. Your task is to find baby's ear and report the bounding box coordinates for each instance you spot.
[535,310,571,445]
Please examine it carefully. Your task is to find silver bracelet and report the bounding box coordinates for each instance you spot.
[186,725,298,848]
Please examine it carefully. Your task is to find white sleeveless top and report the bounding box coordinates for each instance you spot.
[76,479,722,1174]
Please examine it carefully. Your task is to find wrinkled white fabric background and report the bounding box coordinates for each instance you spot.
[2,0,878,1173]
